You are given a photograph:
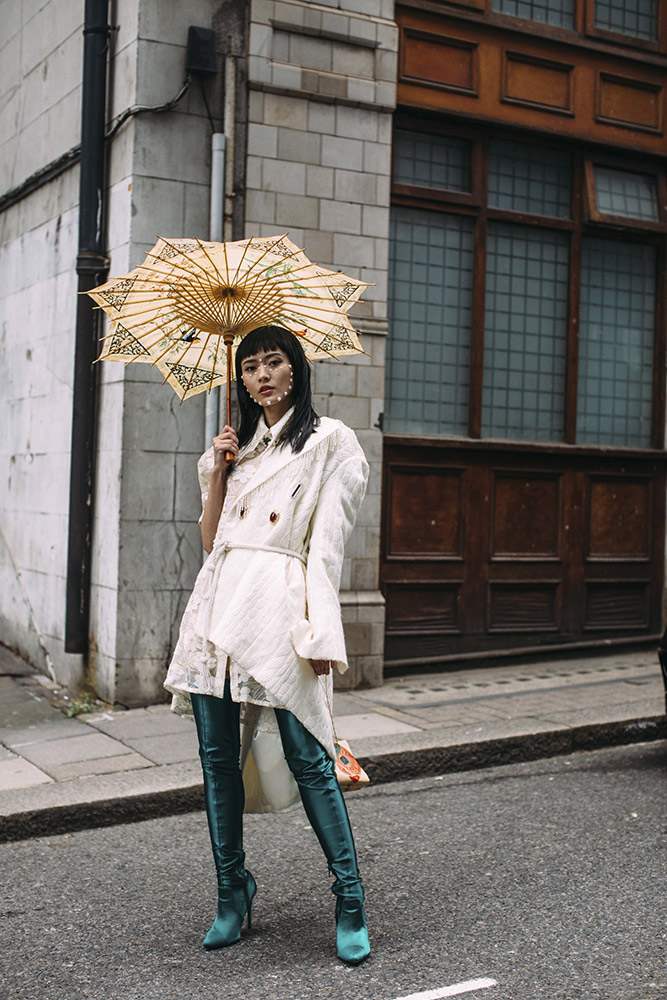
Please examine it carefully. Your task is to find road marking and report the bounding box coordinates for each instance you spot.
[392,978,498,1000]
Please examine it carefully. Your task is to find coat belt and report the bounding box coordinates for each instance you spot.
[210,539,307,565]
[200,540,307,644]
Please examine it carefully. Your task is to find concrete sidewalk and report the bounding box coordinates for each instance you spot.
[1,642,665,842]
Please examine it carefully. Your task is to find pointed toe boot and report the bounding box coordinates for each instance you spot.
[204,871,256,950]
[335,894,370,965]
[275,707,371,965]
[191,686,255,951]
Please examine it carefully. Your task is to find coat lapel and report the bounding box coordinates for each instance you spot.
[231,418,337,506]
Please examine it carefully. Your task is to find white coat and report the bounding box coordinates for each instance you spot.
[164,416,369,762]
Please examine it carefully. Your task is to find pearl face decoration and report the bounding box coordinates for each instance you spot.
[276,363,294,403]
[241,358,293,407]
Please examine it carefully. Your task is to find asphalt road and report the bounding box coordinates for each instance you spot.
[1,743,665,1000]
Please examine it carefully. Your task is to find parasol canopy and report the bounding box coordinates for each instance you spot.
[88,234,368,401]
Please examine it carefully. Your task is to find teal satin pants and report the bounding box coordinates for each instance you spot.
[190,681,363,898]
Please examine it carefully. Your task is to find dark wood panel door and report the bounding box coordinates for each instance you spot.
[381,438,666,666]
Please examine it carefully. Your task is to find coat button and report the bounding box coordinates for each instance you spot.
[269,510,280,524]
[239,506,247,519]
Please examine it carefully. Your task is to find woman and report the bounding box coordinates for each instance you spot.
[164,325,370,964]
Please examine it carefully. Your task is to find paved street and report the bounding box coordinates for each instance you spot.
[1,644,665,841]
[2,742,665,1000]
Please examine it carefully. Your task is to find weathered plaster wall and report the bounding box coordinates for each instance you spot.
[0,1,86,686]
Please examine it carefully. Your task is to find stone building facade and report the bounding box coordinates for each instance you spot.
[245,0,397,686]
[0,0,396,704]
[6,0,658,703]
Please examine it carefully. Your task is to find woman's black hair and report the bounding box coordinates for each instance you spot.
[235,326,320,453]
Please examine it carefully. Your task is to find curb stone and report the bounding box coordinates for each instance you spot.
[2,713,664,844]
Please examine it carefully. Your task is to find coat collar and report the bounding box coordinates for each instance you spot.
[230,416,339,505]
[236,407,294,462]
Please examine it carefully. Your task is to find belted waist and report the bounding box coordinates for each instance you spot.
[198,539,306,645]
[210,540,306,565]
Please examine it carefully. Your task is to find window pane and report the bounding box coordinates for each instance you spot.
[594,0,658,40]
[386,208,474,435]
[393,130,471,192]
[491,0,575,28]
[489,140,572,218]
[594,166,659,221]
[577,238,656,447]
[482,223,569,441]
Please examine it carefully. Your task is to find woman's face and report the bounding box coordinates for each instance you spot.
[240,347,294,423]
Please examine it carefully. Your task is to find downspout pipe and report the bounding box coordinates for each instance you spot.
[65,0,110,653]
[204,132,226,450]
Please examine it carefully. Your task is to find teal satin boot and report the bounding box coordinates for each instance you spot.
[275,708,370,965]
[202,870,256,950]
[191,685,256,949]
[335,890,369,965]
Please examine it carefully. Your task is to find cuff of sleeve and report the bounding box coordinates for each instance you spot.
[289,619,349,674]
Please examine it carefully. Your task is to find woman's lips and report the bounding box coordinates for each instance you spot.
[259,386,273,395]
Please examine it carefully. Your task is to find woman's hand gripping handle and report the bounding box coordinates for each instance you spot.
[214,425,238,468]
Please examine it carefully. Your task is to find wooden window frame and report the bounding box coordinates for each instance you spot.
[391,117,484,209]
[399,0,667,55]
[583,0,666,53]
[389,117,667,450]
[583,155,667,231]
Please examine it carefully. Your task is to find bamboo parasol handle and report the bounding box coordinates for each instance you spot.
[224,337,235,464]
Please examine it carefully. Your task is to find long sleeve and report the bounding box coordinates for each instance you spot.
[197,447,215,524]
[289,431,368,673]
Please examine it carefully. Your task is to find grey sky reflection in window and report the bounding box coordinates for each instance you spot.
[386,207,474,436]
[594,0,657,40]
[489,140,572,218]
[577,238,656,447]
[482,223,569,441]
[491,0,574,28]
[394,130,471,192]
[594,166,659,221]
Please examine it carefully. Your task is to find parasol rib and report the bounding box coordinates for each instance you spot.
[195,237,228,290]
[231,278,286,327]
[228,238,253,287]
[281,326,341,359]
[150,330,199,369]
[94,271,222,324]
[182,333,213,396]
[138,251,232,311]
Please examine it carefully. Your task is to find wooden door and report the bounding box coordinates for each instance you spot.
[381,438,666,667]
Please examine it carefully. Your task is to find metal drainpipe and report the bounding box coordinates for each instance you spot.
[207,54,237,443]
[219,54,236,430]
[204,132,226,450]
[65,0,110,653]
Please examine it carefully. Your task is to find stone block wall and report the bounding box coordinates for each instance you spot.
[1,0,398,701]
[91,0,220,706]
[246,0,398,687]
[0,2,87,687]
[0,0,221,704]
